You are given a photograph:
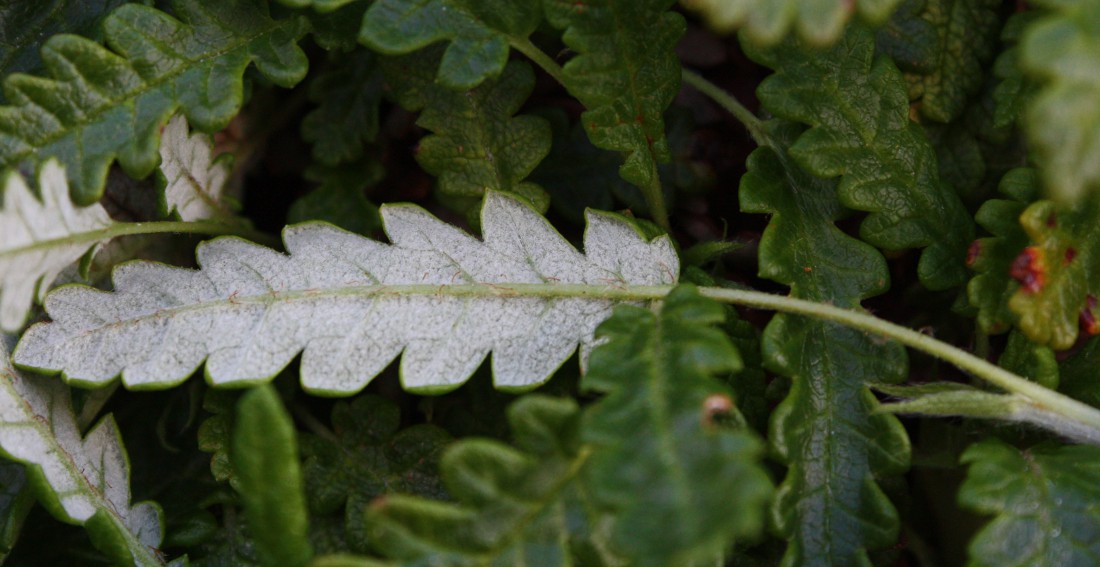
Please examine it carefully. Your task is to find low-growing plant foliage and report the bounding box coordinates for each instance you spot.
[1,0,1099,565]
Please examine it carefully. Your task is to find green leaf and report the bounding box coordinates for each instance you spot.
[1008,194,1100,350]
[543,0,685,224]
[682,0,903,46]
[277,0,359,12]
[232,385,313,567]
[359,0,540,89]
[749,23,975,290]
[367,395,586,565]
[960,439,1100,566]
[383,51,551,219]
[1019,0,1100,204]
[0,336,164,566]
[198,389,241,490]
[998,329,1058,390]
[0,0,309,204]
[582,284,772,565]
[288,160,383,237]
[0,0,131,98]
[0,160,115,332]
[967,168,1038,334]
[879,0,1002,123]
[14,191,678,393]
[0,461,32,559]
[740,122,911,566]
[301,395,449,553]
[992,11,1041,129]
[302,49,383,166]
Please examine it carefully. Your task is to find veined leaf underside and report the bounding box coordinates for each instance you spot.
[14,192,678,394]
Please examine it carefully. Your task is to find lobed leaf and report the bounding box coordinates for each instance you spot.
[359,0,541,89]
[158,114,234,221]
[682,0,903,47]
[960,439,1100,566]
[740,122,911,566]
[1008,192,1100,350]
[0,0,130,96]
[384,51,551,219]
[543,0,684,206]
[367,395,585,565]
[992,11,1040,129]
[749,23,975,290]
[582,284,772,565]
[232,385,313,567]
[1019,0,1100,204]
[301,395,449,553]
[0,0,308,204]
[277,0,360,12]
[879,0,1002,123]
[288,160,383,237]
[302,49,383,167]
[0,160,114,333]
[967,168,1038,334]
[0,336,163,566]
[13,191,678,394]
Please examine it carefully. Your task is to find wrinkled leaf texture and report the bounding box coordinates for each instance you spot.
[960,439,1100,566]
[359,0,540,89]
[582,284,772,566]
[748,23,974,290]
[683,0,902,46]
[14,191,678,394]
[368,395,585,566]
[0,0,308,204]
[383,49,551,218]
[543,0,684,196]
[740,122,911,566]
[967,168,1037,334]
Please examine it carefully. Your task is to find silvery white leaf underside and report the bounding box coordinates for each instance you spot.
[14,192,678,394]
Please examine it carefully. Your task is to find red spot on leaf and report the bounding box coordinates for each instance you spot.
[1081,295,1100,335]
[1065,247,1077,264]
[1010,247,1047,293]
[1046,212,1057,228]
[966,241,981,267]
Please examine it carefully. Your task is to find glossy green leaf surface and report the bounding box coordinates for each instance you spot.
[359,0,540,89]
[582,284,772,565]
[384,51,551,218]
[749,23,974,290]
[543,0,684,211]
[232,385,313,567]
[683,0,902,46]
[1019,0,1100,204]
[967,168,1038,334]
[367,395,585,566]
[740,123,911,566]
[960,439,1100,566]
[0,0,308,204]
[0,0,130,96]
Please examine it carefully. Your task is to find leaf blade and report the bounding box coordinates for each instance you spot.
[13,192,678,393]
